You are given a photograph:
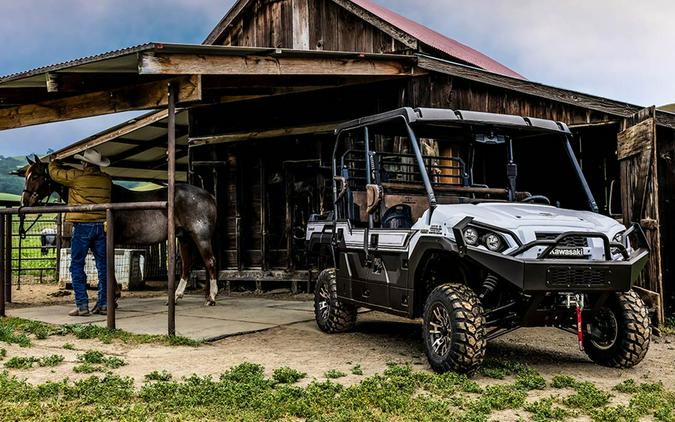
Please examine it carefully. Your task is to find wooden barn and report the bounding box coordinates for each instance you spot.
[1,0,673,320]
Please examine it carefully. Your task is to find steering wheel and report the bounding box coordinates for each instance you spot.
[521,195,551,205]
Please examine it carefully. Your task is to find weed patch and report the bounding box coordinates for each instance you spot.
[272,367,306,384]
[564,381,612,411]
[76,350,126,371]
[551,374,577,389]
[144,370,172,382]
[0,317,201,348]
[525,397,569,421]
[351,364,363,375]
[4,354,64,369]
[324,369,347,379]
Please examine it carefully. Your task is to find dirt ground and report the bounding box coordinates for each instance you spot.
[2,283,674,420]
[2,292,673,388]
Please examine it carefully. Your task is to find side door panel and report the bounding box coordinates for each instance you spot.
[368,229,414,312]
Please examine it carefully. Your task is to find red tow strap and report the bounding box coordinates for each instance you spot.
[576,305,584,351]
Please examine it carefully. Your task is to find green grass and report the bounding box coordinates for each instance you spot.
[0,362,672,421]
[0,317,201,348]
[4,354,64,369]
[351,364,363,375]
[0,192,20,201]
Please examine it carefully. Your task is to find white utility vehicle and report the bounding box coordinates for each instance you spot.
[306,107,651,373]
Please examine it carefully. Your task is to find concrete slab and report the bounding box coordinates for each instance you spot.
[91,313,275,340]
[179,306,314,326]
[7,295,319,341]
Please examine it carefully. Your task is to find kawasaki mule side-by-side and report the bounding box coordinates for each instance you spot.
[306,107,651,373]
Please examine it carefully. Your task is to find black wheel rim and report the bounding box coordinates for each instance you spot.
[588,309,619,350]
[428,303,452,357]
[317,282,330,321]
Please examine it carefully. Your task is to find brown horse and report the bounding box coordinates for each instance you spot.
[22,155,220,305]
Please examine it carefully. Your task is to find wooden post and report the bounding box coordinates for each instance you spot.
[235,152,243,272]
[260,157,268,272]
[285,166,294,272]
[4,215,11,303]
[0,214,5,317]
[105,209,115,330]
[167,83,177,337]
[55,213,62,283]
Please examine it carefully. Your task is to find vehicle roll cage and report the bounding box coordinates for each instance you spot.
[332,107,599,224]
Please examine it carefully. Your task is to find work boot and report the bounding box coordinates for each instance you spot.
[91,305,107,315]
[68,307,90,317]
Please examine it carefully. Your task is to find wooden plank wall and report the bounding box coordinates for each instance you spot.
[657,127,675,314]
[216,0,408,53]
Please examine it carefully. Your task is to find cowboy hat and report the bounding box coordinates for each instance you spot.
[73,148,110,167]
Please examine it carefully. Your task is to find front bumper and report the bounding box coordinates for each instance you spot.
[452,218,650,292]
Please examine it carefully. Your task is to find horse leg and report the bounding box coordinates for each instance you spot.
[193,238,218,306]
[175,239,193,302]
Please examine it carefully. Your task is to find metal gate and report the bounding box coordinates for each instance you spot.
[12,214,62,286]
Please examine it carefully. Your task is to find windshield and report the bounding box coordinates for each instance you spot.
[333,120,596,226]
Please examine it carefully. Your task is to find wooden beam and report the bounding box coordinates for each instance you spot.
[138,53,413,76]
[330,0,418,49]
[52,110,169,160]
[189,122,339,146]
[0,76,201,131]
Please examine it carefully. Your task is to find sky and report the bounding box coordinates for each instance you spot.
[0,0,673,157]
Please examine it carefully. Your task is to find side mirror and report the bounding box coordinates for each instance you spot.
[366,184,383,215]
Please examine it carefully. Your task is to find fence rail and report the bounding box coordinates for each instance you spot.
[0,201,168,331]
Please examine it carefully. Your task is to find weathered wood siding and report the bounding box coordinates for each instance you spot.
[215,0,409,53]
[657,126,675,314]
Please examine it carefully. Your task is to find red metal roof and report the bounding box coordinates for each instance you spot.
[351,0,524,79]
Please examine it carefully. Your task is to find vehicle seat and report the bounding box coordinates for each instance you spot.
[381,204,413,229]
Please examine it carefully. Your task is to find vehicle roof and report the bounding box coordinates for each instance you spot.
[335,107,571,135]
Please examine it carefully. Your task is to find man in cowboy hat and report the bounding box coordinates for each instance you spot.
[49,148,112,316]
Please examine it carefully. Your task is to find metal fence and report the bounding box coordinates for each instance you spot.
[12,214,62,286]
[6,212,179,288]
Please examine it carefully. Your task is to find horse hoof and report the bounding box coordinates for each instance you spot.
[205,300,216,307]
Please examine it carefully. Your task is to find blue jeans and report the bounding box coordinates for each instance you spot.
[71,222,107,310]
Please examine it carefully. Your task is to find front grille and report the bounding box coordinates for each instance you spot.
[536,232,589,247]
[546,266,610,288]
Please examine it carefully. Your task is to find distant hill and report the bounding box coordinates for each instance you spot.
[659,103,675,113]
[0,155,155,198]
[0,156,27,196]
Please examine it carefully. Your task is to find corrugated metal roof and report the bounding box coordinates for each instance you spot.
[350,0,523,79]
[0,42,414,87]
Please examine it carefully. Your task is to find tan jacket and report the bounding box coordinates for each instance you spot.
[48,161,112,223]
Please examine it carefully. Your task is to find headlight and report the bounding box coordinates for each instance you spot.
[485,233,503,251]
[461,225,507,252]
[463,227,479,245]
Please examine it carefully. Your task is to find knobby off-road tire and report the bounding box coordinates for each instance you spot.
[583,290,651,368]
[422,283,486,374]
[314,268,357,333]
